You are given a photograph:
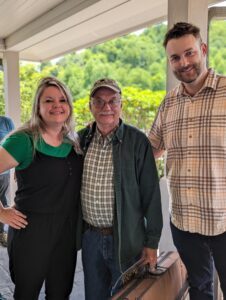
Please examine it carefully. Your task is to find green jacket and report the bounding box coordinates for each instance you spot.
[79,120,163,271]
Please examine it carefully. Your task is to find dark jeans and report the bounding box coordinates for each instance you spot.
[171,221,226,300]
[82,229,122,300]
[0,174,10,233]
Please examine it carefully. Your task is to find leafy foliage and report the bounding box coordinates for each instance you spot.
[122,87,165,133]
[209,20,226,74]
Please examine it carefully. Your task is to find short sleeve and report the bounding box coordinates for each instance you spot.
[1,132,33,169]
[148,104,165,151]
[8,118,15,131]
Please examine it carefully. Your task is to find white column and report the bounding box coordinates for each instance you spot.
[166,0,188,90]
[188,0,209,43]
[2,51,20,205]
[3,51,21,127]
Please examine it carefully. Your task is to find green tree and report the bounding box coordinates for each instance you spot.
[58,64,85,99]
[73,97,91,130]
[122,87,165,132]
[209,20,226,74]
[20,63,41,123]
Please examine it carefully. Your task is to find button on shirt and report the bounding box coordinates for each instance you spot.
[81,128,115,227]
[149,69,226,236]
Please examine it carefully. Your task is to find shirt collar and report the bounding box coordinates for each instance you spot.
[95,126,117,145]
[87,119,124,144]
[178,68,218,96]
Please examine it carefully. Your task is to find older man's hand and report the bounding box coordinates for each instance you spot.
[141,247,158,271]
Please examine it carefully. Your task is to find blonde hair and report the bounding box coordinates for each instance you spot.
[16,76,81,151]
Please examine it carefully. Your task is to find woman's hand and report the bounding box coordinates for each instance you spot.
[0,206,28,229]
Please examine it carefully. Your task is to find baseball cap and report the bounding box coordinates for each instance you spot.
[90,78,121,97]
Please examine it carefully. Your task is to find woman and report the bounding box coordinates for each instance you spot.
[0,77,83,300]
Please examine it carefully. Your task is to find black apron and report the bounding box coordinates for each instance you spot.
[8,149,83,300]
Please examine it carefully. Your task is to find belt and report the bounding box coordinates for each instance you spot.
[85,223,113,235]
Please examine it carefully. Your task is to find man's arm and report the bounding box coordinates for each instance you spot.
[152,148,165,159]
[138,137,163,259]
[140,144,164,267]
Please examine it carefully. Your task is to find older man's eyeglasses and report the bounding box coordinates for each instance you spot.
[91,98,121,109]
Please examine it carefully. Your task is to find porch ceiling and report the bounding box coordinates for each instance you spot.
[0,0,223,62]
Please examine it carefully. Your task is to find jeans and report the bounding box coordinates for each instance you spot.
[82,229,122,300]
[171,222,226,300]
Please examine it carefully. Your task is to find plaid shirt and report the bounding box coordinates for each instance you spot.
[81,128,114,227]
[149,69,226,236]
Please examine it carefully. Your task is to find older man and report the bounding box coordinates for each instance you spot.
[79,78,162,300]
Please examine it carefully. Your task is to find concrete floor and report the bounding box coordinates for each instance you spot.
[0,246,85,300]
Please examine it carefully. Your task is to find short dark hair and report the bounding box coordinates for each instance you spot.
[163,22,202,48]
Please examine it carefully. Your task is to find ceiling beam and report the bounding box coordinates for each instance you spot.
[5,0,103,50]
[17,0,167,61]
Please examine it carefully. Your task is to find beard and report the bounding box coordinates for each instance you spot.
[173,62,202,84]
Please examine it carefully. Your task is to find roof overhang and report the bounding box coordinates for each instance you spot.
[0,0,168,61]
[0,0,224,62]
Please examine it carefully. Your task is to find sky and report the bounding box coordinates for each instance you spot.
[212,0,226,6]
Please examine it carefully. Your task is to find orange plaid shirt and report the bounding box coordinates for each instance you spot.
[149,69,226,236]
